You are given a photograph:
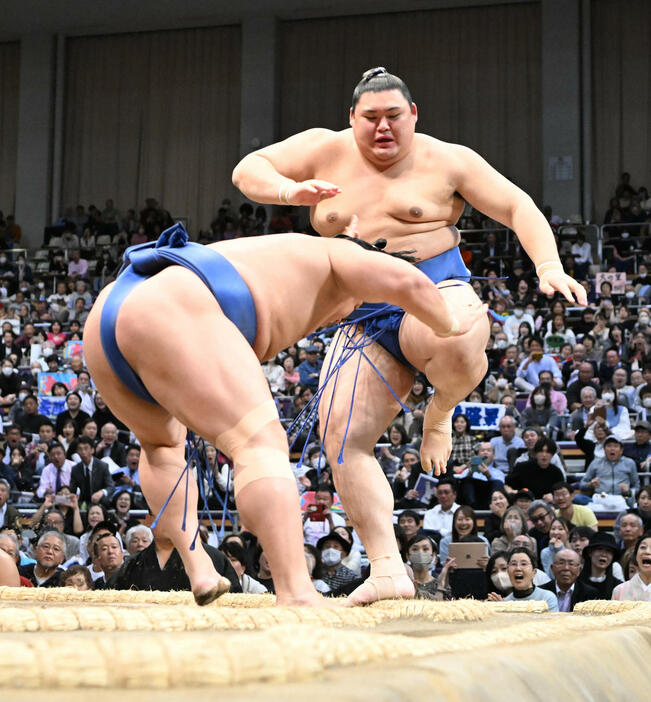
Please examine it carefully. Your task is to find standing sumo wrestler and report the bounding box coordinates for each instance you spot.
[233,67,587,604]
[83,225,485,606]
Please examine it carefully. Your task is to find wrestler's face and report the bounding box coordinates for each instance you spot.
[350,89,417,165]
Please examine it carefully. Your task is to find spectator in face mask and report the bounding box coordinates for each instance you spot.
[490,505,528,554]
[316,531,358,592]
[407,535,453,600]
[503,302,535,345]
[528,370,567,415]
[520,384,559,438]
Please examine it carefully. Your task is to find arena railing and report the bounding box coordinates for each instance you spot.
[600,222,648,273]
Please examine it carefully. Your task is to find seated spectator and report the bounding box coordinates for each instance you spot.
[94,422,127,466]
[552,481,598,528]
[255,549,274,593]
[0,478,21,531]
[485,550,511,599]
[515,335,562,393]
[490,505,529,554]
[540,516,572,578]
[124,524,153,556]
[487,547,558,610]
[392,449,429,509]
[623,419,651,470]
[625,485,651,533]
[439,506,489,563]
[612,531,651,601]
[15,394,51,435]
[448,413,474,472]
[569,525,595,559]
[92,532,125,588]
[490,416,525,472]
[19,530,65,587]
[296,345,322,391]
[58,419,78,458]
[407,535,452,600]
[566,362,600,411]
[69,436,114,508]
[453,442,505,509]
[543,313,576,353]
[35,442,75,500]
[503,302,535,345]
[0,531,26,586]
[484,489,509,543]
[303,487,346,546]
[304,544,330,594]
[0,358,21,407]
[78,504,110,561]
[520,384,558,438]
[580,436,639,497]
[379,422,412,479]
[527,500,555,555]
[68,297,89,326]
[568,386,598,439]
[578,532,623,599]
[55,391,91,436]
[75,370,96,416]
[396,510,422,542]
[67,249,88,278]
[108,489,139,537]
[526,369,567,415]
[60,564,93,591]
[540,548,599,611]
[316,531,359,593]
[506,438,565,500]
[332,525,362,575]
[510,426,565,473]
[616,513,645,557]
[220,541,267,593]
[422,478,459,538]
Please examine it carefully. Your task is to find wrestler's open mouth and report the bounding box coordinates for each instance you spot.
[375,136,394,144]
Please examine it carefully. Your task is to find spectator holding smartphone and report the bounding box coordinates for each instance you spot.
[302,487,345,546]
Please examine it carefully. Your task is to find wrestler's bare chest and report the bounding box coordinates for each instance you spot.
[310,141,465,255]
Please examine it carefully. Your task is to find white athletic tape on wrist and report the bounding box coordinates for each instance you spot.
[233,447,295,498]
[216,399,279,457]
[278,181,296,205]
[535,260,563,276]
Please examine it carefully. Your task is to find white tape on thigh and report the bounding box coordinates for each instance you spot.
[233,447,295,498]
[216,399,279,457]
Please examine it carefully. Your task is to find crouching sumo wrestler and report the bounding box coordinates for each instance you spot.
[83,222,485,606]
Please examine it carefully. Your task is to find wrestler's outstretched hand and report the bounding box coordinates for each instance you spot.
[287,180,341,206]
[539,270,588,306]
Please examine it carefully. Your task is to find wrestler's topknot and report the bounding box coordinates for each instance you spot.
[351,67,413,111]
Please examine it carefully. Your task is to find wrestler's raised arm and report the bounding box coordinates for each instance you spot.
[451,145,587,306]
[329,236,486,338]
[232,128,341,206]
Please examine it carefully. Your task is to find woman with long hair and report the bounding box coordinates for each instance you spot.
[490,505,529,554]
[449,413,474,474]
[540,516,572,578]
[521,384,558,437]
[439,505,489,562]
[406,534,455,600]
[484,489,509,544]
[378,422,412,480]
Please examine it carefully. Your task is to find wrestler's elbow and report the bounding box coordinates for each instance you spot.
[393,272,432,309]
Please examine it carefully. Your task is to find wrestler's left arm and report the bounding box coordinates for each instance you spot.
[451,145,587,305]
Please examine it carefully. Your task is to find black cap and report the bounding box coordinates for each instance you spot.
[316,530,352,555]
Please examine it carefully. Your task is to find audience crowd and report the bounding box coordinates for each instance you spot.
[1,175,650,604]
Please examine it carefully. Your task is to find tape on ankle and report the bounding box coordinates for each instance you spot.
[424,408,454,434]
[233,447,295,498]
[216,400,279,457]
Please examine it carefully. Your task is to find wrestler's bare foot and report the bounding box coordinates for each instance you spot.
[192,575,231,606]
[345,573,415,607]
[420,429,452,476]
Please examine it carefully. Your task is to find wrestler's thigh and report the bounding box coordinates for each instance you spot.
[84,286,187,447]
[399,280,490,378]
[318,331,414,453]
[112,268,283,447]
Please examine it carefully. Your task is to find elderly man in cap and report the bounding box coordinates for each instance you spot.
[623,419,651,470]
[580,436,640,497]
[540,548,599,612]
[297,345,322,391]
[317,530,359,592]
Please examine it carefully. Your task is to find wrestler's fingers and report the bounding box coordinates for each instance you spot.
[569,279,588,306]
[538,280,555,297]
[555,280,575,304]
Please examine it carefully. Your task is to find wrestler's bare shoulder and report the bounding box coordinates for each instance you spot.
[412,134,475,172]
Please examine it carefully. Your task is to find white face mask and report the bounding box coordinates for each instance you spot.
[504,519,523,535]
[321,548,342,567]
[626,291,636,299]
[496,378,508,389]
[42,347,53,357]
[18,392,28,401]
[533,394,546,406]
[491,571,512,591]
[495,340,507,350]
[513,309,523,318]
[639,316,649,326]
[621,231,630,239]
[602,392,615,404]
[311,455,327,470]
[643,398,651,409]
[410,552,434,569]
[1,367,12,377]
[526,309,536,318]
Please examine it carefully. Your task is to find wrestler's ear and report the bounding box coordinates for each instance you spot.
[411,102,418,122]
[349,107,355,127]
